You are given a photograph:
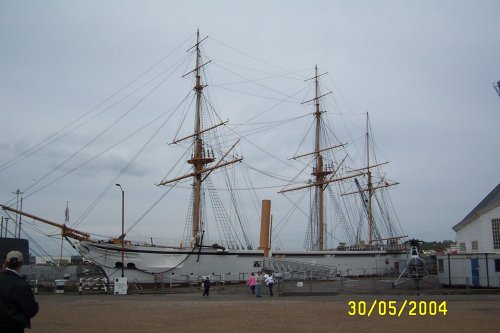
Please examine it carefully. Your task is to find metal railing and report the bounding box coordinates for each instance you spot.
[262,257,337,280]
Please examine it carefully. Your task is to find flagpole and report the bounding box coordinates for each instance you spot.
[60,201,69,267]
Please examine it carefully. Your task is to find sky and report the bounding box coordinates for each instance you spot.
[1,1,499,256]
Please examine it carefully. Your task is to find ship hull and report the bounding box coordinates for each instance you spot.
[77,241,405,284]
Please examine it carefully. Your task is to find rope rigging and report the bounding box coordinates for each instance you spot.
[3,53,193,208]
[0,34,195,175]
[70,90,193,230]
[0,31,405,254]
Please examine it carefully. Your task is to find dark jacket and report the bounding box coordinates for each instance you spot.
[0,270,39,331]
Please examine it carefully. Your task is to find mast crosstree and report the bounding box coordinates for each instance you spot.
[280,66,338,251]
[281,67,402,250]
[158,30,242,247]
[341,113,400,245]
[311,66,331,251]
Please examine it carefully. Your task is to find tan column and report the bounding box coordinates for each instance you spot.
[258,199,271,257]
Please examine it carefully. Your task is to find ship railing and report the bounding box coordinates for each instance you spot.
[262,257,337,280]
[338,242,406,252]
[163,272,245,288]
[342,267,393,277]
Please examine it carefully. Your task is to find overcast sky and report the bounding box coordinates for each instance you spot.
[1,1,499,255]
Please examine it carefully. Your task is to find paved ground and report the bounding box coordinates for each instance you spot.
[29,285,500,333]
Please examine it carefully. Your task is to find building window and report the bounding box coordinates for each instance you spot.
[459,242,466,252]
[492,219,500,250]
[495,259,500,272]
[438,259,444,273]
[471,240,479,251]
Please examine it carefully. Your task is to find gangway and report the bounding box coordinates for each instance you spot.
[262,257,337,280]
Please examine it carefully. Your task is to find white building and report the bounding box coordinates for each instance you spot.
[437,184,500,288]
[453,183,500,253]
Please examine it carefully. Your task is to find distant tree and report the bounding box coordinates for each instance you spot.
[421,240,455,253]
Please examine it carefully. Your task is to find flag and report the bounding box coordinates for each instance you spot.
[64,202,69,224]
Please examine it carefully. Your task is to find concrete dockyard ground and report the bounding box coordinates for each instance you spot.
[29,283,500,333]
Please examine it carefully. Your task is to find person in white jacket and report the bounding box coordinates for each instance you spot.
[264,273,274,296]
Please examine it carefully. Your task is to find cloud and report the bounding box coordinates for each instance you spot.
[1,1,499,255]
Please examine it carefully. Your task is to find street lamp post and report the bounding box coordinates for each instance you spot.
[115,184,125,278]
[3,217,10,238]
[12,189,23,238]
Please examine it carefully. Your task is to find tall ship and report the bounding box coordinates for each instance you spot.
[1,31,406,284]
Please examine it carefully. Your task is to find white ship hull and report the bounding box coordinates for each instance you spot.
[77,241,405,284]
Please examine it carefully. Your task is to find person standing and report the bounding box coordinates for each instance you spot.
[0,251,39,333]
[247,272,256,295]
[255,271,263,297]
[202,276,211,297]
[265,273,274,297]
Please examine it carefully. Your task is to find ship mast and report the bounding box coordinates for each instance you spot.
[366,113,374,245]
[158,30,241,246]
[189,30,212,243]
[281,66,344,251]
[311,66,332,251]
[342,112,400,246]
[281,68,401,250]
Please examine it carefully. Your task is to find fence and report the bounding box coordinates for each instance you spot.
[438,276,500,288]
[275,275,447,296]
[150,272,250,291]
[79,277,109,294]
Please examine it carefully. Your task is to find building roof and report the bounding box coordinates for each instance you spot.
[453,183,500,232]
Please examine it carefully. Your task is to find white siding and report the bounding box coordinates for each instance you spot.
[456,218,483,252]
[482,206,500,253]
[436,254,500,288]
[456,206,500,253]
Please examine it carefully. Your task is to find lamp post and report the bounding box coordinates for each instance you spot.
[12,189,23,238]
[115,184,125,278]
[3,217,10,238]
